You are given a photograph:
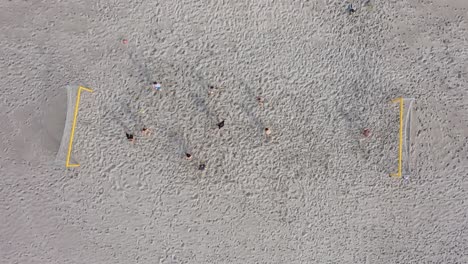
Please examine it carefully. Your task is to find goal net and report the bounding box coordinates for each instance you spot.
[391,98,415,179]
[55,85,79,166]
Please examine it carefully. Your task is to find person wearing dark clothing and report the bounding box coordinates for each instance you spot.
[125,133,135,143]
[217,120,225,129]
[346,4,355,14]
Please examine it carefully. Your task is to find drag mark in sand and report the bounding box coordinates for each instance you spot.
[66,86,94,168]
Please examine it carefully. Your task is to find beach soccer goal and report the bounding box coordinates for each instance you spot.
[55,85,93,167]
[390,97,414,179]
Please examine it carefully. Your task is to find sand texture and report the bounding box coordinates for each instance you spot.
[1,0,468,263]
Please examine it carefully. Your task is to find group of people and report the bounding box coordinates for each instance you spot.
[124,81,273,171]
[123,74,374,172]
[125,127,151,143]
[120,2,372,169]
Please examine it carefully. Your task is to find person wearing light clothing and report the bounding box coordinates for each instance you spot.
[152,82,161,91]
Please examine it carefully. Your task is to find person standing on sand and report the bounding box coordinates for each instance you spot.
[217,120,225,129]
[152,82,161,92]
[256,96,265,107]
[362,128,371,138]
[125,133,135,143]
[208,85,216,96]
[141,127,151,136]
[198,163,206,171]
[346,3,356,14]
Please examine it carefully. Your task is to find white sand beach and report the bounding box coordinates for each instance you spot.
[1,0,467,263]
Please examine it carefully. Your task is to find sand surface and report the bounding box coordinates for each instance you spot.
[1,0,468,263]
